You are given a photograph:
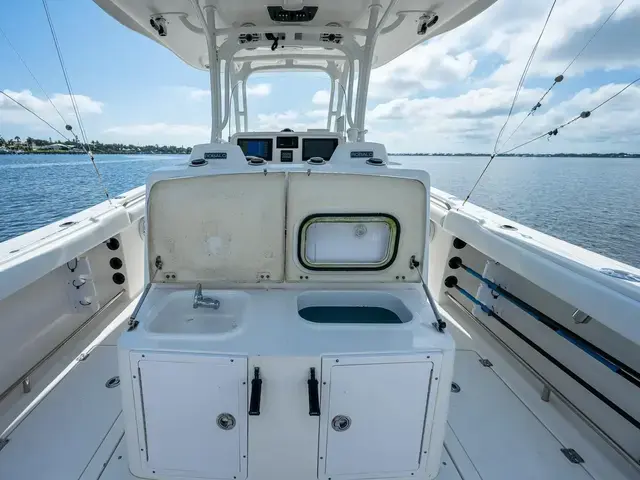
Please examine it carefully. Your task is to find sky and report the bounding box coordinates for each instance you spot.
[0,0,639,153]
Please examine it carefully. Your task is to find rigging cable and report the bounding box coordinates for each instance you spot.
[0,90,73,141]
[41,0,88,145]
[498,75,640,156]
[492,0,558,156]
[41,0,111,202]
[560,0,626,78]
[461,0,558,206]
[498,0,626,152]
[0,23,68,129]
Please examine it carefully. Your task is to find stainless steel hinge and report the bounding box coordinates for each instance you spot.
[572,309,592,324]
[0,438,9,452]
[162,272,177,282]
[127,319,139,331]
[479,358,493,367]
[560,448,584,464]
[77,352,91,361]
[257,272,273,281]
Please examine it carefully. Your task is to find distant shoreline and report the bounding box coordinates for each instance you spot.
[388,152,640,158]
[1,151,638,158]
[0,150,189,155]
[0,138,191,156]
[2,136,638,158]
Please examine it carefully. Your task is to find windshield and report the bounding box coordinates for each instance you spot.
[230,72,335,135]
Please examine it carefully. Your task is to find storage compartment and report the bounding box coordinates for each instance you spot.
[297,291,412,324]
[319,356,433,479]
[129,352,248,479]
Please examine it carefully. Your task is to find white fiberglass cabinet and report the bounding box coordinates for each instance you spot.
[116,144,454,480]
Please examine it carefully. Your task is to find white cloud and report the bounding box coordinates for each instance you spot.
[361,82,640,153]
[467,0,640,85]
[255,110,299,131]
[497,83,640,152]
[369,42,477,98]
[0,89,103,131]
[368,85,547,123]
[104,123,208,136]
[254,110,326,132]
[103,123,209,145]
[306,109,328,119]
[312,90,330,106]
[184,83,271,101]
[246,83,271,97]
[188,88,210,101]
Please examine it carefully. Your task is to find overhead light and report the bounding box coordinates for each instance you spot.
[417,12,438,36]
[239,23,261,45]
[150,16,167,37]
[320,22,343,44]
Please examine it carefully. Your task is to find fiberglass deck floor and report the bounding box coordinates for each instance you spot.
[0,345,595,480]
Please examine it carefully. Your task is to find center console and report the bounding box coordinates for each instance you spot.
[118,142,453,480]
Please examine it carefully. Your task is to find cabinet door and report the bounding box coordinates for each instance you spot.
[134,353,247,479]
[321,357,432,479]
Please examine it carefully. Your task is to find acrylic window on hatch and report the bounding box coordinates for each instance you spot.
[298,214,400,271]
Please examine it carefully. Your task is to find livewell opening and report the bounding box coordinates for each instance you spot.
[297,291,413,324]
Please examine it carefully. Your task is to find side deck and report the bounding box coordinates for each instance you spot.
[1,189,639,479]
[0,307,627,480]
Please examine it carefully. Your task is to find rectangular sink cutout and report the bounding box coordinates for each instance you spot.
[298,291,412,324]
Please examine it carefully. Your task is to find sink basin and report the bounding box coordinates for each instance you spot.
[145,290,249,336]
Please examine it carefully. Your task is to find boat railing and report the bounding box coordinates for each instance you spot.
[0,290,125,408]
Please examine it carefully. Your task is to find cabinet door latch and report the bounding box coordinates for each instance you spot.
[248,367,262,416]
[308,367,320,416]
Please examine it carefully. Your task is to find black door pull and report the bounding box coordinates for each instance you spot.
[308,367,320,416]
[249,367,262,415]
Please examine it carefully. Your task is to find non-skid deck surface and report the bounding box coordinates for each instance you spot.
[0,347,595,480]
[0,346,121,480]
[447,350,593,480]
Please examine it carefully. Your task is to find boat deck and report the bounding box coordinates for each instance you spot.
[0,318,620,480]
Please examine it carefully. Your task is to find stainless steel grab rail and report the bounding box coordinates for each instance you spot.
[430,194,452,211]
[0,289,125,405]
[445,292,640,472]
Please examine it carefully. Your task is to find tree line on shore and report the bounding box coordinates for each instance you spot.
[1,135,636,158]
[0,135,192,155]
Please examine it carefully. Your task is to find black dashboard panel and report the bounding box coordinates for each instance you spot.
[302,138,339,161]
[276,136,299,149]
[280,150,293,162]
[237,138,273,161]
[267,6,318,22]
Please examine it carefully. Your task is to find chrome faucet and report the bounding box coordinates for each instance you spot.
[193,283,220,309]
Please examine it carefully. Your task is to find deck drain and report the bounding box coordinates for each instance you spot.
[451,382,461,393]
[105,376,120,388]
